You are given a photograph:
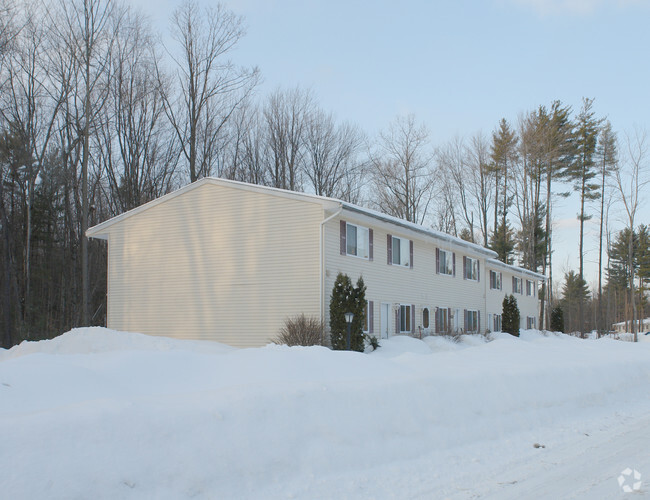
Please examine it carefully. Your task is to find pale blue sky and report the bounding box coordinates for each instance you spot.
[137,0,650,288]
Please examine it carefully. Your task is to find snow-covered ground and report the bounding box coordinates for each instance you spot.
[1,328,649,499]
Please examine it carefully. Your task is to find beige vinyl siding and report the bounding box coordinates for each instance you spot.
[324,213,488,336]
[105,182,322,347]
[486,268,540,331]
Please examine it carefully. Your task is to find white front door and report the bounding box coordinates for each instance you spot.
[381,303,391,339]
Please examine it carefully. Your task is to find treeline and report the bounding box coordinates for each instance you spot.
[1,0,648,348]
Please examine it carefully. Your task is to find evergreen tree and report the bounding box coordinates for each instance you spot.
[550,305,564,333]
[568,98,602,331]
[489,220,515,264]
[596,121,617,331]
[459,228,474,243]
[517,207,547,272]
[502,294,520,336]
[561,270,590,334]
[329,272,366,351]
[490,118,518,260]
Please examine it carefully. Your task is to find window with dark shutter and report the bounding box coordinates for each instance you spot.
[436,248,440,274]
[340,220,346,255]
[411,304,415,333]
[369,229,374,261]
[453,253,456,276]
[409,241,414,269]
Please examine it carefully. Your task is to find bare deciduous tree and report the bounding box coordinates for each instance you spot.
[160,0,259,183]
[613,127,649,342]
[371,114,435,224]
[303,109,363,199]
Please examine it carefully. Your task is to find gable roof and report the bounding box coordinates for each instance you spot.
[86,177,545,280]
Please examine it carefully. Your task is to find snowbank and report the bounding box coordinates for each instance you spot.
[1,328,649,499]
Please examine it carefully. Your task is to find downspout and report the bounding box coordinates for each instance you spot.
[320,204,343,339]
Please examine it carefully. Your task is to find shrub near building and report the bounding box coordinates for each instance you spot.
[502,294,521,337]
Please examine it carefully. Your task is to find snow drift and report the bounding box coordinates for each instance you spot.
[1,328,649,499]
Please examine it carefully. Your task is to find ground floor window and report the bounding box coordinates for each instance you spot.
[493,314,502,332]
[437,307,450,333]
[466,310,478,332]
[400,304,411,333]
[527,316,536,329]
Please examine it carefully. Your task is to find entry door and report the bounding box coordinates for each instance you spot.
[381,303,391,339]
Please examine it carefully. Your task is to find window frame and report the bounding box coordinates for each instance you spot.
[527,316,537,329]
[345,222,370,260]
[465,256,479,281]
[392,236,410,267]
[466,309,479,333]
[494,313,502,332]
[489,270,502,290]
[513,277,522,294]
[399,304,411,333]
[439,249,454,276]
[526,279,535,296]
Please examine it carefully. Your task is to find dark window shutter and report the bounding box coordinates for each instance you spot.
[477,261,480,282]
[369,229,374,261]
[453,253,456,277]
[463,256,467,280]
[411,304,415,333]
[448,308,452,332]
[436,248,440,274]
[409,240,414,269]
[464,309,468,331]
[478,310,481,333]
[395,308,399,333]
[369,301,374,333]
[512,276,516,293]
[340,220,347,255]
[387,234,392,265]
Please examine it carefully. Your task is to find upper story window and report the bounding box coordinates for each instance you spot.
[340,220,373,260]
[346,223,369,259]
[464,256,479,281]
[388,235,411,267]
[526,280,536,297]
[437,248,454,276]
[512,276,522,294]
[489,270,502,290]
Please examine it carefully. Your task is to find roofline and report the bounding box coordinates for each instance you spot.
[341,204,498,259]
[486,258,546,280]
[86,177,340,239]
[87,176,545,280]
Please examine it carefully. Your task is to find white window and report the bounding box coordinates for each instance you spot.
[466,310,479,332]
[392,236,410,267]
[465,257,479,281]
[439,249,454,275]
[526,280,536,296]
[422,307,430,329]
[346,223,369,259]
[437,307,450,333]
[493,314,502,332]
[490,270,502,290]
[399,304,411,332]
[527,316,537,329]
[513,277,522,294]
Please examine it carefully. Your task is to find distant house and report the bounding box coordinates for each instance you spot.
[87,178,545,348]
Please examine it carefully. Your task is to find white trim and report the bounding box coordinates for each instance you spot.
[399,304,412,333]
[345,222,370,260]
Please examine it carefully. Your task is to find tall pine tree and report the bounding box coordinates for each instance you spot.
[568,98,602,332]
